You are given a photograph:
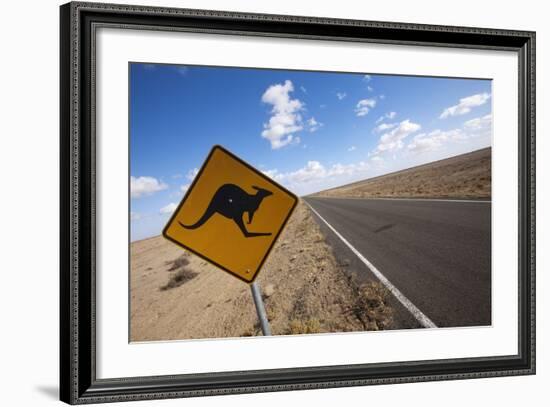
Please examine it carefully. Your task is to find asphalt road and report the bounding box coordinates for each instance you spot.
[304,197,491,329]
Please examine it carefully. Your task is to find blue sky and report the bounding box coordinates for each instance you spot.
[130,63,492,241]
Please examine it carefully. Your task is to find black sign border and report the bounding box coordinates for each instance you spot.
[161,145,298,284]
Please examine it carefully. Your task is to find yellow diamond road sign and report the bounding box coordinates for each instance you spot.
[163,145,298,283]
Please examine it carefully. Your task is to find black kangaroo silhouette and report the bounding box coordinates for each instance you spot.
[179,183,274,238]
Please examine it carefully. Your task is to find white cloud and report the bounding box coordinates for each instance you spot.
[262,169,279,179]
[329,162,369,177]
[376,111,397,124]
[407,129,463,154]
[367,86,374,92]
[130,212,141,221]
[307,117,323,132]
[300,85,307,93]
[355,98,376,117]
[261,80,304,149]
[281,161,326,184]
[186,167,199,181]
[173,169,197,197]
[374,122,398,133]
[263,157,383,194]
[363,74,372,82]
[379,94,385,100]
[265,160,370,192]
[130,176,168,198]
[440,92,491,119]
[261,112,491,196]
[160,202,178,215]
[372,119,421,155]
[406,114,492,154]
[464,113,492,131]
[259,162,324,188]
[336,92,347,100]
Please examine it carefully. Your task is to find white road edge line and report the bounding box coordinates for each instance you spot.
[304,201,437,329]
[313,197,491,204]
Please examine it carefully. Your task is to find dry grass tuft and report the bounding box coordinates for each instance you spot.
[160,268,198,291]
[241,327,259,337]
[167,254,190,271]
[288,318,322,335]
[161,253,197,290]
[347,281,393,330]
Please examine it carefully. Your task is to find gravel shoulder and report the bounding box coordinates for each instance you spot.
[130,201,393,341]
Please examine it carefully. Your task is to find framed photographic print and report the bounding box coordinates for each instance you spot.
[60,1,535,404]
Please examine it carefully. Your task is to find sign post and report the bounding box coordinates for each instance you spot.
[163,145,297,334]
[250,282,271,336]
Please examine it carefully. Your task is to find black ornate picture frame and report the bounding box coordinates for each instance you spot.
[60,2,535,404]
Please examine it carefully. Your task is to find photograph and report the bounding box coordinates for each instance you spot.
[129,63,492,342]
[57,1,536,404]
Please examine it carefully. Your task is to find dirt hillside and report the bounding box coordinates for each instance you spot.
[130,202,392,341]
[313,148,491,199]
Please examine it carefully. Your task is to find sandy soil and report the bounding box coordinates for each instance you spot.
[313,148,491,199]
[130,202,392,341]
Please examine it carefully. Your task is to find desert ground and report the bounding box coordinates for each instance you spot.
[313,147,491,199]
[131,148,491,341]
[130,202,392,341]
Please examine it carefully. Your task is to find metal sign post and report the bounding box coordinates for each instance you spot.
[250,282,272,336]
[163,146,295,337]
